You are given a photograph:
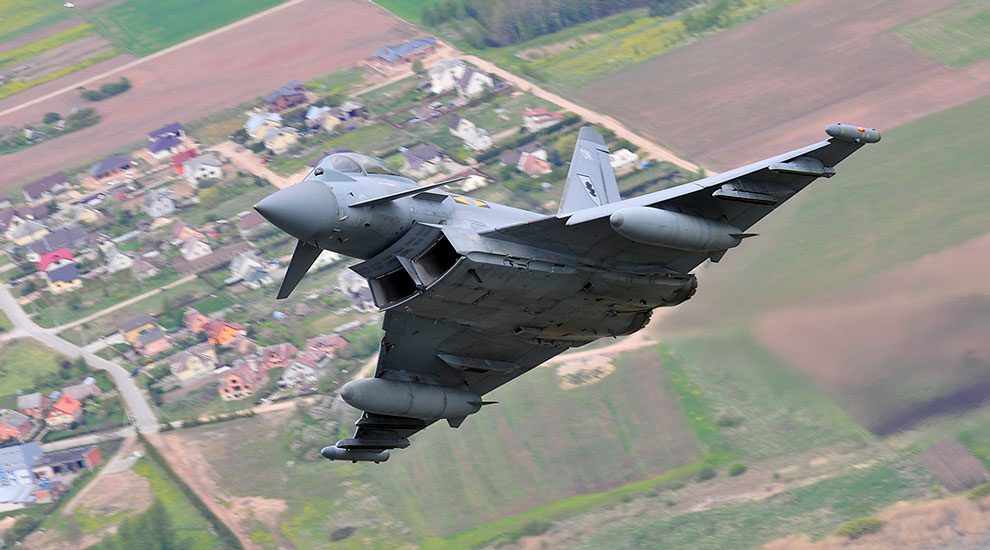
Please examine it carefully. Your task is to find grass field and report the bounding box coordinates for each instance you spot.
[0,0,71,44]
[87,0,287,57]
[372,0,446,22]
[673,93,990,325]
[571,463,932,550]
[896,0,990,66]
[131,458,222,550]
[0,338,66,402]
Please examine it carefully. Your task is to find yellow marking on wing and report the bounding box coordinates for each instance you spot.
[453,196,471,205]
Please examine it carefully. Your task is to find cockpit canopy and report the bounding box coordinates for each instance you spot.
[319,153,399,177]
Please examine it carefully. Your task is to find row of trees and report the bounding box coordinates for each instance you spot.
[78,77,131,102]
[422,0,698,47]
[94,499,182,550]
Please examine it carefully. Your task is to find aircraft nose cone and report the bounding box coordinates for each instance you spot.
[255,180,338,243]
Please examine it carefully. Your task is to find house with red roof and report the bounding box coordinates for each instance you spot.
[219,361,268,400]
[0,409,33,440]
[170,149,199,175]
[203,320,247,346]
[523,108,564,132]
[45,395,83,429]
[36,248,73,272]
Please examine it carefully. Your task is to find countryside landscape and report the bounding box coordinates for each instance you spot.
[0,0,988,549]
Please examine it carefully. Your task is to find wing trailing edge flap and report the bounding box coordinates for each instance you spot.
[557,126,621,215]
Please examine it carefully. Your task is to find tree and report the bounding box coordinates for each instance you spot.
[43,111,61,124]
[411,59,425,75]
[555,134,577,156]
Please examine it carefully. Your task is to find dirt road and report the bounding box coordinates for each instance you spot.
[0,0,418,191]
[211,141,308,189]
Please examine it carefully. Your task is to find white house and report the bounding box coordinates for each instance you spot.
[183,153,223,186]
[144,189,176,218]
[179,238,212,261]
[448,114,493,151]
[522,108,564,132]
[455,67,494,99]
[278,350,330,389]
[101,242,134,274]
[304,106,339,132]
[402,143,443,179]
[610,148,640,174]
[428,58,466,94]
[229,250,265,281]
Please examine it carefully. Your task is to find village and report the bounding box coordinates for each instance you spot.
[0,34,689,512]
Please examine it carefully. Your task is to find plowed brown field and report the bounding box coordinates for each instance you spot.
[576,0,990,170]
[0,0,416,189]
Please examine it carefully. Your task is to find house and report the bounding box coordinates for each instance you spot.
[306,333,348,356]
[304,105,339,132]
[179,237,212,261]
[144,189,176,218]
[230,334,257,356]
[25,225,88,261]
[0,410,32,440]
[149,122,184,141]
[182,153,223,185]
[24,172,70,203]
[337,269,376,312]
[402,143,443,178]
[46,395,83,428]
[264,80,307,112]
[63,377,101,401]
[245,112,283,141]
[219,361,268,400]
[500,141,547,167]
[169,342,218,384]
[9,219,49,246]
[170,149,199,175]
[183,309,209,333]
[448,114,492,151]
[278,349,330,389]
[261,126,299,154]
[202,319,247,346]
[36,248,73,272]
[520,153,553,176]
[260,343,298,370]
[0,443,43,504]
[17,393,49,418]
[87,155,132,181]
[454,67,494,99]
[428,58,466,94]
[147,134,186,160]
[522,108,564,132]
[131,258,158,279]
[333,101,367,121]
[171,221,205,242]
[229,250,265,281]
[371,36,437,65]
[237,210,272,239]
[609,148,640,174]
[47,263,82,294]
[31,445,101,478]
[120,315,171,357]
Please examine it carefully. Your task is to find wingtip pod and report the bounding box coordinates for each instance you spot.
[321,446,390,463]
[826,123,880,143]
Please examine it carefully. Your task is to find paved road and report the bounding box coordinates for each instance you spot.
[40,426,136,453]
[0,284,159,432]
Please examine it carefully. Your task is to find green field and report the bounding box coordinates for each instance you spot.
[897,0,990,66]
[87,0,287,57]
[0,24,95,70]
[676,93,990,325]
[372,0,446,22]
[0,0,71,44]
[0,338,67,402]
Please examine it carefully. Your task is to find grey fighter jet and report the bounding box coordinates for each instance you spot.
[254,123,880,463]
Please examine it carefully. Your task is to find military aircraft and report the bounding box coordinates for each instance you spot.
[254,123,879,463]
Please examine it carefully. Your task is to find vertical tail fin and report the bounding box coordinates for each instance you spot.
[557,126,621,215]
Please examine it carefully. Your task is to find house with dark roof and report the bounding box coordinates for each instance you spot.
[454,67,494,99]
[402,143,443,178]
[47,263,82,294]
[371,36,436,65]
[24,172,70,203]
[25,225,88,261]
[237,210,272,239]
[87,156,132,181]
[148,122,183,141]
[31,445,101,478]
[264,81,307,112]
[169,342,217,385]
[147,134,185,160]
[8,219,48,246]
